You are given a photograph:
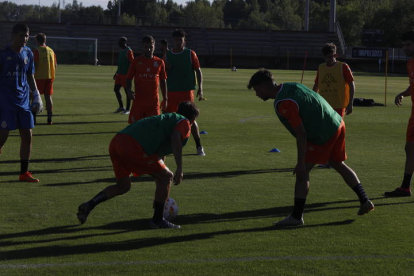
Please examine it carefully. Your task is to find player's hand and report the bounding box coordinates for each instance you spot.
[127,90,135,100]
[173,168,183,185]
[395,93,404,107]
[31,89,43,114]
[345,104,353,115]
[197,88,204,101]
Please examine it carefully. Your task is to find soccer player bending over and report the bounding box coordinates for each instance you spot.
[248,69,374,226]
[0,23,43,182]
[77,101,199,229]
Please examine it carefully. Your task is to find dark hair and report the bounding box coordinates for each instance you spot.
[36,33,46,44]
[118,37,127,43]
[12,23,29,35]
[247,69,274,89]
[160,39,168,46]
[172,29,186,38]
[142,35,155,44]
[322,43,336,56]
[401,31,414,42]
[177,101,199,121]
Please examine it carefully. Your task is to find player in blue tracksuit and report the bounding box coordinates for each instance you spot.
[0,23,43,182]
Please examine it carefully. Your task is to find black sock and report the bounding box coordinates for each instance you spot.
[352,184,368,204]
[47,111,52,123]
[195,138,202,149]
[20,160,29,175]
[114,89,123,107]
[292,198,306,220]
[152,200,165,222]
[87,192,107,210]
[125,96,131,110]
[401,173,412,189]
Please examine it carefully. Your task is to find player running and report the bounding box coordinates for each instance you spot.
[0,23,43,182]
[77,101,199,229]
[248,69,374,226]
[126,35,167,123]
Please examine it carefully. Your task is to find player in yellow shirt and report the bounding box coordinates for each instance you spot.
[33,33,56,125]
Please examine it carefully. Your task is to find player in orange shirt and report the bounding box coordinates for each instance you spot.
[33,33,57,125]
[313,43,355,118]
[385,31,414,197]
[126,35,167,123]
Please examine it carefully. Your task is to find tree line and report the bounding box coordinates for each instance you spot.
[1,0,413,47]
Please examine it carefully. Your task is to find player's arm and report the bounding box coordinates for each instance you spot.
[160,79,167,111]
[312,71,319,92]
[346,81,355,115]
[195,67,203,100]
[171,130,183,185]
[126,78,135,100]
[292,123,307,178]
[396,86,412,106]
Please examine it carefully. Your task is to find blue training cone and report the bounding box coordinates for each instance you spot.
[199,130,208,134]
[269,148,281,153]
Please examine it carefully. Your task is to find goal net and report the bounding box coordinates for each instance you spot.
[28,36,98,65]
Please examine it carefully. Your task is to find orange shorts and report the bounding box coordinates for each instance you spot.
[406,116,414,142]
[305,121,347,164]
[36,79,54,95]
[128,105,160,123]
[163,91,194,113]
[109,134,166,179]
[115,74,127,88]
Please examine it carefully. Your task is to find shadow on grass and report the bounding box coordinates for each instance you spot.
[0,197,409,261]
[0,154,109,165]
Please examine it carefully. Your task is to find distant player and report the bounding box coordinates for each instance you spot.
[385,31,414,197]
[126,35,167,123]
[0,23,43,182]
[160,39,169,60]
[313,43,355,118]
[113,37,134,114]
[33,33,57,125]
[248,69,374,226]
[77,101,199,229]
[164,29,205,156]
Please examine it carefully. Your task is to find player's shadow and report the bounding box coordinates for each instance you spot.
[0,197,410,261]
[0,154,108,164]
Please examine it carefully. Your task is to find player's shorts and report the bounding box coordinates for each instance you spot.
[128,105,160,124]
[162,91,194,113]
[406,115,414,142]
[334,108,345,118]
[305,120,347,164]
[114,74,127,88]
[109,134,166,179]
[0,108,34,131]
[36,79,54,95]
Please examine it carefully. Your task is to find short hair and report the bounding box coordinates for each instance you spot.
[118,37,127,43]
[142,35,155,44]
[401,31,414,42]
[172,29,186,38]
[12,23,29,35]
[177,101,199,121]
[36,33,46,44]
[247,69,274,89]
[322,43,337,56]
[160,39,168,46]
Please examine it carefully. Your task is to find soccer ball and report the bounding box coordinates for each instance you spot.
[164,198,179,221]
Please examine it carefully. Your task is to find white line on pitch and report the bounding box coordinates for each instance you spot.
[2,255,414,269]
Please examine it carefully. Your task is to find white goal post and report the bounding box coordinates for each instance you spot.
[29,36,98,66]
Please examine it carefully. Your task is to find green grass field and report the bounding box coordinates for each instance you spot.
[1,65,414,275]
